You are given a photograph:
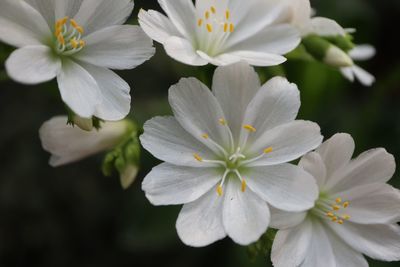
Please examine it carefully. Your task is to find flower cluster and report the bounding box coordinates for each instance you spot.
[1,0,398,266]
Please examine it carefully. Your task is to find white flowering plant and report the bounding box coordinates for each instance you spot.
[0,0,399,267]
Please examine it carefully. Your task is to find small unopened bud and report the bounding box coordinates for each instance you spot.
[72,115,93,131]
[324,45,353,67]
[120,164,139,190]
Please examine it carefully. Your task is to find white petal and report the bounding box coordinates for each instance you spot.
[326,148,396,193]
[5,46,61,84]
[334,183,400,224]
[0,0,50,47]
[240,76,300,147]
[269,207,307,229]
[176,189,226,247]
[353,65,375,86]
[316,133,355,178]
[140,116,216,167]
[349,45,376,61]
[168,77,231,153]
[138,9,181,44]
[225,24,300,56]
[158,0,196,40]
[212,62,260,143]
[299,152,327,187]
[285,0,312,29]
[75,25,155,70]
[340,67,355,82]
[55,0,83,20]
[244,164,318,212]
[271,220,312,267]
[222,179,270,245]
[246,121,323,166]
[164,36,208,66]
[78,62,130,121]
[300,221,336,267]
[142,163,221,206]
[73,0,134,35]
[39,116,127,166]
[57,59,101,118]
[307,17,346,36]
[329,222,400,261]
[212,51,287,67]
[325,227,369,267]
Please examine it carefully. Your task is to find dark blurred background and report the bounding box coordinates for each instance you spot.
[1,0,399,266]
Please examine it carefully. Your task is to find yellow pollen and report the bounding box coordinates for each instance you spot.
[332,205,341,211]
[326,212,334,217]
[70,39,79,49]
[193,153,203,162]
[55,28,62,37]
[70,19,79,28]
[241,179,247,192]
[336,197,342,204]
[343,201,349,208]
[79,40,85,47]
[205,11,210,19]
[230,23,234,33]
[338,219,344,225]
[331,216,338,222]
[206,23,213,32]
[264,147,273,154]
[224,23,228,32]
[210,6,216,14]
[219,118,226,126]
[217,185,223,196]
[225,10,230,20]
[202,133,209,139]
[198,18,203,27]
[75,26,84,34]
[342,214,351,220]
[243,124,256,132]
[57,34,65,45]
[58,16,68,26]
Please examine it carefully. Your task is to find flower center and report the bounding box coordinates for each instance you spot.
[54,17,86,55]
[195,5,235,56]
[313,195,351,225]
[192,118,273,197]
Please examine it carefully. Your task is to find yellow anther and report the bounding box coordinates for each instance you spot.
[342,214,351,220]
[210,6,216,14]
[219,118,226,126]
[206,24,213,32]
[198,19,203,27]
[243,124,256,132]
[79,40,85,47]
[75,26,84,34]
[336,197,342,204]
[338,219,344,225]
[57,34,65,45]
[55,28,62,37]
[59,16,68,25]
[343,201,349,208]
[193,153,203,162]
[331,216,338,222]
[70,19,79,28]
[264,147,273,154]
[229,23,234,33]
[70,39,79,49]
[326,212,334,217]
[332,205,341,211]
[224,23,228,32]
[217,185,223,196]
[205,11,210,19]
[202,133,209,139]
[241,179,247,192]
[225,10,230,20]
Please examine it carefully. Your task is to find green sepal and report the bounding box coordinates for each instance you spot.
[323,34,355,53]
[302,35,332,62]
[247,228,277,261]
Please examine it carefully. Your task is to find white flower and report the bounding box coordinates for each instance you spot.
[138,0,301,66]
[271,133,400,267]
[0,0,155,120]
[39,116,137,188]
[340,44,376,86]
[140,62,322,247]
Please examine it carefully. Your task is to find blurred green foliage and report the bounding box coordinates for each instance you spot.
[0,0,399,266]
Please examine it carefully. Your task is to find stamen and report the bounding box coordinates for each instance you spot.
[224,23,228,32]
[225,10,230,20]
[230,23,234,33]
[210,6,216,14]
[57,34,65,45]
[217,185,223,196]
[193,153,203,162]
[206,24,213,33]
[241,179,247,192]
[219,118,226,126]
[198,19,203,27]
[79,40,85,47]
[70,39,79,49]
[205,11,210,19]
[243,124,256,132]
[264,147,273,154]
[202,133,209,139]
[343,201,349,208]
[336,197,342,204]
[332,205,341,211]
[342,214,351,220]
[338,220,344,225]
